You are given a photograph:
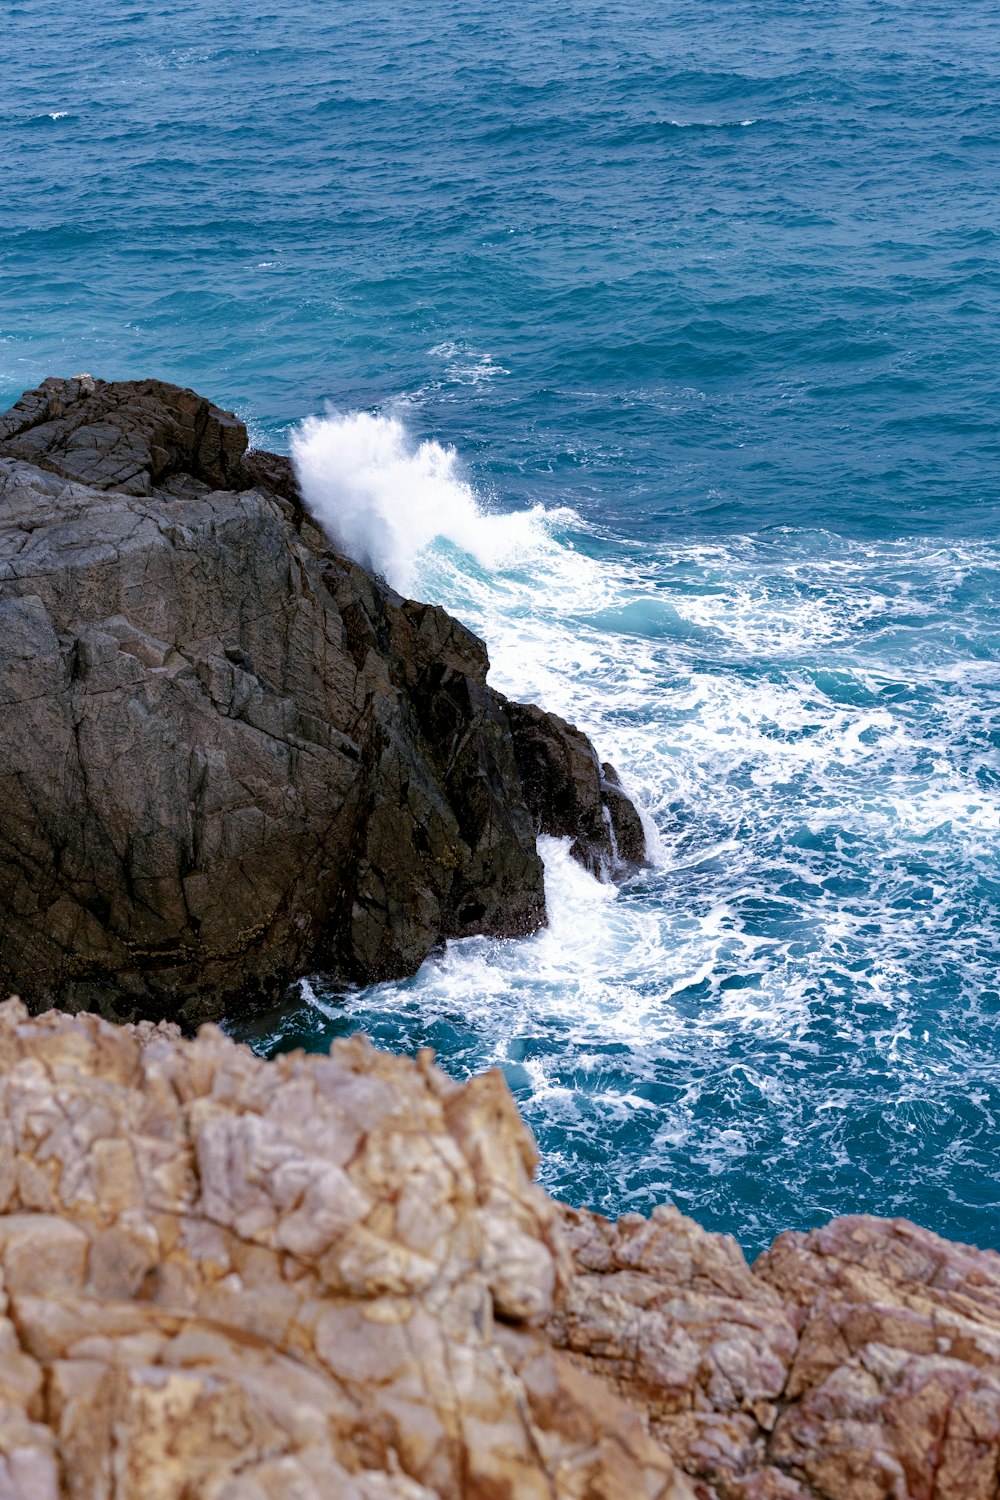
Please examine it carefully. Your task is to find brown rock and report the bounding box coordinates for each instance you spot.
[549,1206,1000,1499]
[506,702,647,874]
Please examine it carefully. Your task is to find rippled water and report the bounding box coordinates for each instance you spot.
[6,0,1000,1252]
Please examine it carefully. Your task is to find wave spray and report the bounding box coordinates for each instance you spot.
[291,409,547,596]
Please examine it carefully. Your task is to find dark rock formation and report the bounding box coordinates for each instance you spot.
[507,702,647,873]
[0,377,644,1025]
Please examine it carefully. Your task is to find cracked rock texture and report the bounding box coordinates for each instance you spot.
[0,999,688,1500]
[0,377,643,1025]
[0,1000,998,1500]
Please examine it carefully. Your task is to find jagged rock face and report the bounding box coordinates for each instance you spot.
[551,1205,1000,1499]
[0,1000,998,1500]
[0,999,689,1500]
[0,377,643,1025]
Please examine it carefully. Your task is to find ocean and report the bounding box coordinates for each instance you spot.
[5,0,1000,1254]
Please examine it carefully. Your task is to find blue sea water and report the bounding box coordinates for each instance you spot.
[4,0,1000,1255]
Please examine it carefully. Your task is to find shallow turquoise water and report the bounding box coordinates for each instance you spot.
[5,0,1000,1253]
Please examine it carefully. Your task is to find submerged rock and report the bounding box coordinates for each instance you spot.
[0,377,643,1025]
[0,997,997,1500]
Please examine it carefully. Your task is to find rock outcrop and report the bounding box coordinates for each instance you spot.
[552,1207,1000,1498]
[0,998,997,1500]
[0,377,643,1025]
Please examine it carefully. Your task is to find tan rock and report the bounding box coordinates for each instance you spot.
[551,1205,1000,1498]
[0,997,999,1499]
[0,1000,695,1498]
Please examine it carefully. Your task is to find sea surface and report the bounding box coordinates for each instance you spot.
[5,0,1000,1254]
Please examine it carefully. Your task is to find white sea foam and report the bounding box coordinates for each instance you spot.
[663,117,758,129]
[428,340,510,386]
[285,403,1000,1240]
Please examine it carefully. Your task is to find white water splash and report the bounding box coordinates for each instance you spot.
[291,409,549,596]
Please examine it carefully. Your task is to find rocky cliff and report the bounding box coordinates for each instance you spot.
[0,998,995,1500]
[0,377,644,1026]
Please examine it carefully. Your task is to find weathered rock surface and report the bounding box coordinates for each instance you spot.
[0,999,997,1500]
[553,1205,1000,1498]
[0,377,643,1025]
[0,998,689,1500]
